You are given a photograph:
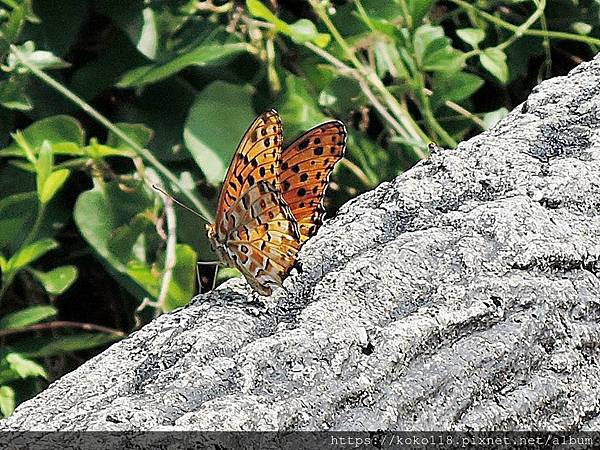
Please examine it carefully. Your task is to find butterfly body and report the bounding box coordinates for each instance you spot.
[207,109,346,296]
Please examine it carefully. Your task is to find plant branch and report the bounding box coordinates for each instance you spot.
[0,321,126,338]
[422,87,486,129]
[309,0,362,69]
[306,2,431,153]
[9,44,214,223]
[155,185,177,313]
[304,42,428,159]
[414,74,457,147]
[339,158,372,189]
[496,0,546,51]
[450,0,600,47]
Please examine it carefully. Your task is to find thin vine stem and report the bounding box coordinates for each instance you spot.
[414,73,457,147]
[496,0,546,51]
[0,320,126,338]
[308,0,431,150]
[450,0,600,47]
[9,44,215,223]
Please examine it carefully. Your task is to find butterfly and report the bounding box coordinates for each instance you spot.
[205,109,346,296]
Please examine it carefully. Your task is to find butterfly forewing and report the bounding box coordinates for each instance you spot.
[215,109,283,239]
[279,120,347,242]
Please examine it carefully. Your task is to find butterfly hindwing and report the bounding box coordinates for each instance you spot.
[279,120,347,242]
[224,181,301,295]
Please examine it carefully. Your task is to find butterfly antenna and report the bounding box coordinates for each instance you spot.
[152,185,212,223]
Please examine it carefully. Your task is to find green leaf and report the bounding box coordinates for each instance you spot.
[83,140,134,159]
[11,333,122,358]
[373,41,410,79]
[7,41,69,72]
[0,367,20,387]
[0,115,84,158]
[288,19,330,45]
[319,77,363,114]
[0,79,32,111]
[0,5,25,55]
[407,0,434,26]
[0,386,15,417]
[25,49,70,70]
[431,72,484,110]
[456,28,485,48]
[127,244,197,312]
[246,0,276,21]
[422,44,465,72]
[107,213,153,264]
[106,123,153,151]
[313,33,331,47]
[0,305,58,329]
[216,266,241,284]
[246,0,329,46]
[6,238,58,273]
[166,244,197,310]
[8,160,35,172]
[287,19,318,43]
[31,266,78,295]
[0,192,37,249]
[184,81,255,185]
[74,181,160,301]
[117,43,251,88]
[35,140,53,196]
[480,48,508,83]
[6,353,47,379]
[483,107,509,130]
[75,185,132,273]
[39,169,70,204]
[572,22,592,35]
[413,25,445,63]
[277,74,327,140]
[10,130,36,162]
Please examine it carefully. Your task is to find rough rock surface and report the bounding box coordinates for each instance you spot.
[3,56,600,433]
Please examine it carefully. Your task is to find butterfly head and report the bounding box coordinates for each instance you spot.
[205,223,215,240]
[205,223,220,252]
[206,222,229,264]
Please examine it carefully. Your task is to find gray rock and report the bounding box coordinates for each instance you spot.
[3,56,600,433]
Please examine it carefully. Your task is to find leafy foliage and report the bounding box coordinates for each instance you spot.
[0,0,598,417]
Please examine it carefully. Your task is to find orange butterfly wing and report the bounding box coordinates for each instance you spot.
[224,181,301,295]
[208,109,302,295]
[279,120,347,242]
[214,109,283,238]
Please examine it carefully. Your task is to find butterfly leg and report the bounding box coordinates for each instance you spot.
[211,264,220,291]
[196,261,220,294]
